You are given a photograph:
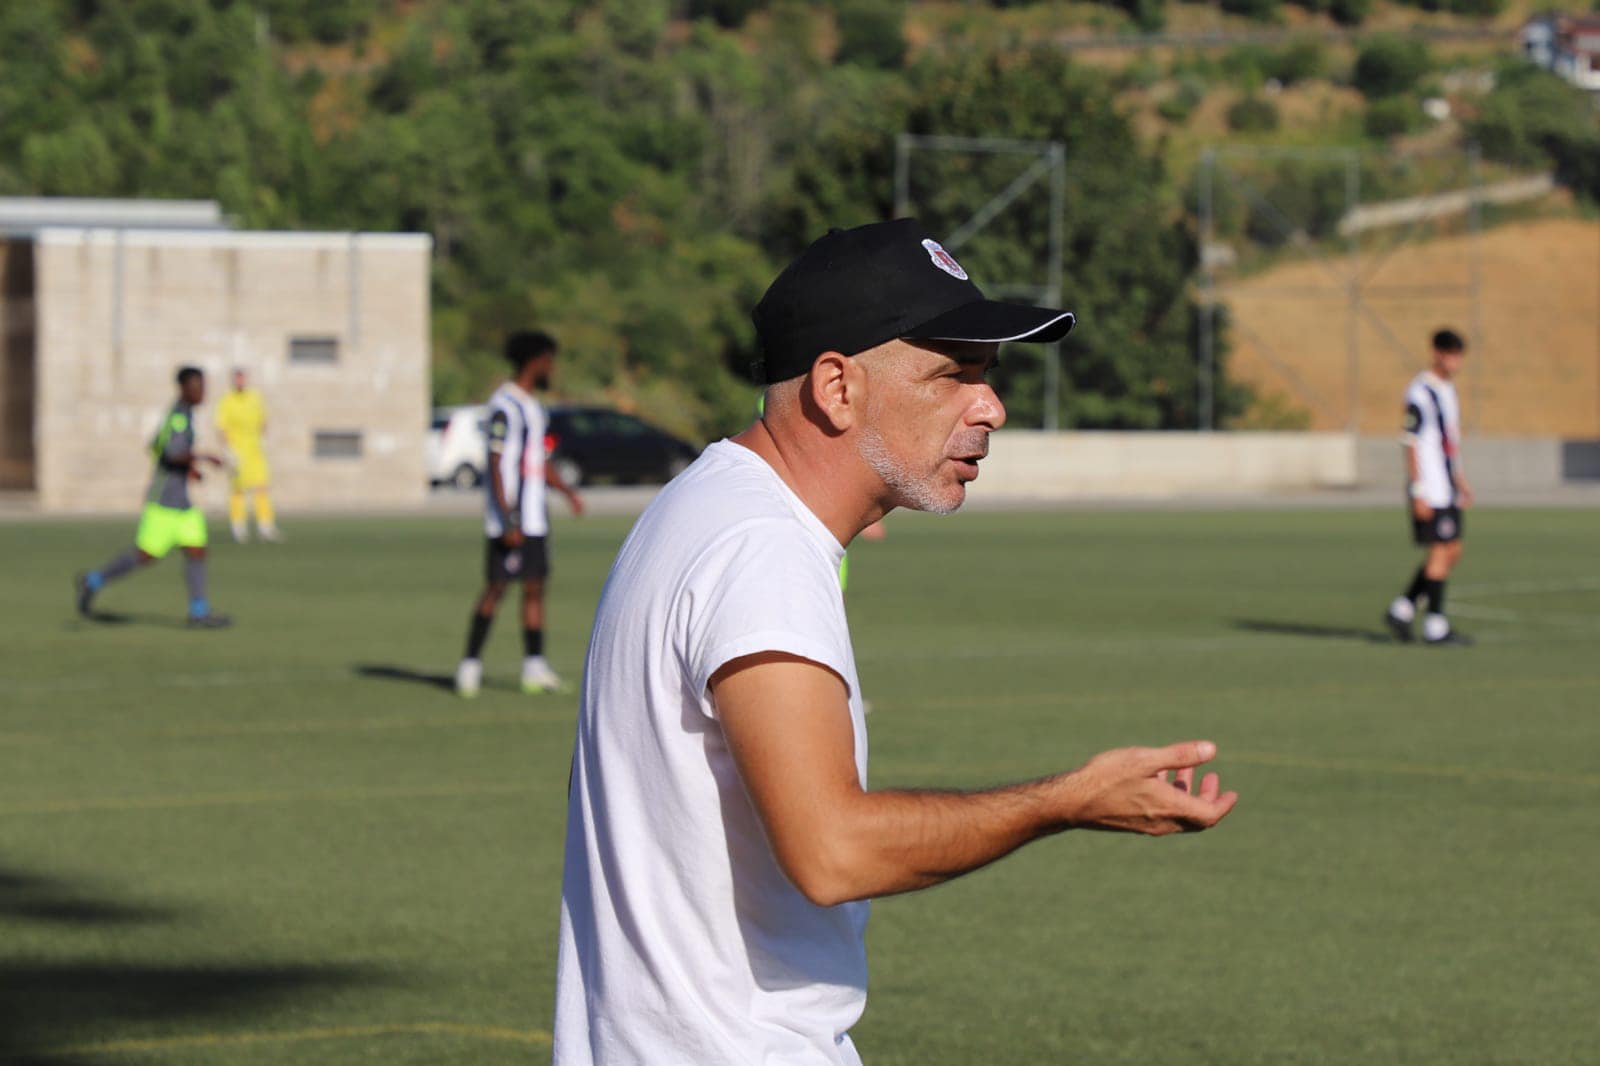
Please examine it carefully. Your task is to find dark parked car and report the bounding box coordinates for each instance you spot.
[545,405,700,487]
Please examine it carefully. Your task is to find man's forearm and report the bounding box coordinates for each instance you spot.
[811,778,1069,904]
[489,463,513,519]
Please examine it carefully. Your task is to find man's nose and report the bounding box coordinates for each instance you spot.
[968,384,1006,431]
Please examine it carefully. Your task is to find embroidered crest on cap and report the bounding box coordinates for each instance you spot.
[921,239,968,281]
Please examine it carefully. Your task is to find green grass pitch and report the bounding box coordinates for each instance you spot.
[2,506,1596,1064]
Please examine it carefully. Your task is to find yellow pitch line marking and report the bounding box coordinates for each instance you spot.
[25,1021,551,1058]
[877,752,1600,790]
[155,708,574,740]
[1225,750,1600,788]
[0,781,536,818]
[894,674,1600,714]
[0,708,575,748]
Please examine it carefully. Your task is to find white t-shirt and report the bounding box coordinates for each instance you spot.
[483,382,548,537]
[555,439,869,1066]
[1402,372,1461,509]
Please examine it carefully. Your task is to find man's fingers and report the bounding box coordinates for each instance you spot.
[1142,740,1217,773]
[1173,785,1239,830]
[1196,771,1220,801]
[1173,766,1195,792]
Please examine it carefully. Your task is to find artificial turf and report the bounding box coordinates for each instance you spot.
[1,505,1596,1064]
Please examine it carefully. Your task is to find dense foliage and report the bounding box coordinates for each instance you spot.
[0,0,1255,433]
[2,1,1589,436]
[1469,64,1600,203]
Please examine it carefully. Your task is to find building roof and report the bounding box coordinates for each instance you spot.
[0,197,226,238]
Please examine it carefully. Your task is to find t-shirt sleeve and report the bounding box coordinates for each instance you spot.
[1402,385,1426,444]
[486,409,510,456]
[681,524,851,715]
[157,411,192,469]
[1402,401,1423,443]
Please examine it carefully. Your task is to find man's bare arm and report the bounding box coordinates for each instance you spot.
[488,460,521,545]
[1405,442,1432,519]
[712,653,1237,908]
[545,464,584,516]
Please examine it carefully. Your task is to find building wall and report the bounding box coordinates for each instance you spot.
[969,431,1575,502]
[33,228,431,513]
[0,239,36,489]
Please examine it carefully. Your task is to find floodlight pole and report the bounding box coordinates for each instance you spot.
[1345,151,1361,437]
[1045,143,1065,432]
[1198,150,1215,432]
[894,134,912,219]
[894,133,1067,430]
[1467,143,1484,435]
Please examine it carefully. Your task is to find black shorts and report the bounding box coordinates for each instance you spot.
[1412,505,1463,546]
[486,535,549,583]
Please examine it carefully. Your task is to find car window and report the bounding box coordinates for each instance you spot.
[562,412,602,435]
[602,412,650,436]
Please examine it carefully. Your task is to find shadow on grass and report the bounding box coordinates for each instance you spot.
[0,868,178,926]
[0,963,381,1065]
[352,663,456,691]
[66,610,188,630]
[0,862,385,1064]
[1232,619,1395,644]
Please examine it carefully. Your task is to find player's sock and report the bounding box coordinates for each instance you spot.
[255,492,280,538]
[465,612,494,659]
[524,627,544,657]
[229,491,248,541]
[185,556,210,617]
[1404,566,1428,605]
[93,550,142,587]
[1422,578,1446,616]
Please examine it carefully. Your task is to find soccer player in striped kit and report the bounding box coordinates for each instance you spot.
[455,331,584,697]
[1385,328,1473,645]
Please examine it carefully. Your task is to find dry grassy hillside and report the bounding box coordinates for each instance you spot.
[1222,217,1600,436]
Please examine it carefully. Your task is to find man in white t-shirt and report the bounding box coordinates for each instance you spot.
[1384,328,1474,646]
[454,330,584,697]
[553,219,1239,1065]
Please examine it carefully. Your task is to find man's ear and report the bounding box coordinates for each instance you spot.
[806,351,862,433]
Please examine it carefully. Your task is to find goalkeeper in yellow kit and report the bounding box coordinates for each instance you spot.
[215,368,282,543]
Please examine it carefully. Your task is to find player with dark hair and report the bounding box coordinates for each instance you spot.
[74,366,231,627]
[455,330,584,697]
[1385,328,1473,645]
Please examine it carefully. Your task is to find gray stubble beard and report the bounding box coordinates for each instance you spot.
[855,424,969,516]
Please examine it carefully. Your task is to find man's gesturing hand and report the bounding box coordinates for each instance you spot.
[1060,741,1237,835]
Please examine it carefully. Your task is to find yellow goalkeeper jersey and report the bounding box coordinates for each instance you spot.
[217,388,266,446]
[216,388,270,487]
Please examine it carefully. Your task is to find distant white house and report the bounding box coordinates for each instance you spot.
[1520,13,1600,92]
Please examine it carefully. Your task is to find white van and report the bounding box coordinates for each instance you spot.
[427,405,488,489]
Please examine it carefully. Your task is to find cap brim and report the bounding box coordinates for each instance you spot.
[902,300,1075,345]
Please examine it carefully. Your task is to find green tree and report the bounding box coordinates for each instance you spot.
[894,47,1230,428]
[1352,35,1430,99]
[1469,64,1600,201]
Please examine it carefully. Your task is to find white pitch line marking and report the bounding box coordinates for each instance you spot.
[1454,576,1600,597]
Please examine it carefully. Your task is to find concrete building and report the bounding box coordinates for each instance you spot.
[0,198,431,513]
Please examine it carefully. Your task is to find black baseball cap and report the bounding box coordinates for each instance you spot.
[751,218,1075,384]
